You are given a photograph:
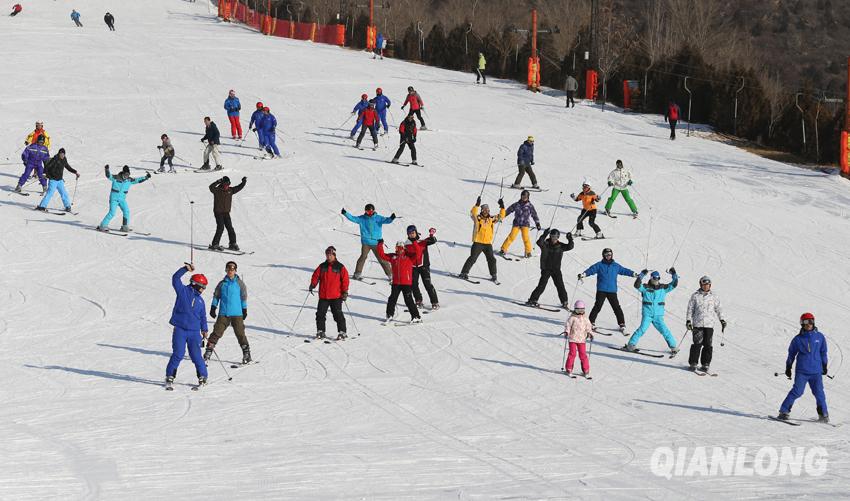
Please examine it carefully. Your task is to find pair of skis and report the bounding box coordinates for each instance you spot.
[449,273,500,286]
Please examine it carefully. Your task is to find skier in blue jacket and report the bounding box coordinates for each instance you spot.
[258,107,280,158]
[341,203,395,279]
[223,89,242,140]
[625,269,679,354]
[778,312,829,422]
[96,165,150,232]
[371,88,392,134]
[579,248,638,331]
[249,102,265,149]
[349,94,370,139]
[165,264,209,389]
[204,260,250,365]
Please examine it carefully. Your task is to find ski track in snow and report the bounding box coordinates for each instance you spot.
[1,1,849,498]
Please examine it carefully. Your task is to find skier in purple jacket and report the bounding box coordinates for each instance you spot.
[499,190,541,258]
[15,135,49,194]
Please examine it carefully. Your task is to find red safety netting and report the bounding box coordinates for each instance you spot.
[224,1,344,46]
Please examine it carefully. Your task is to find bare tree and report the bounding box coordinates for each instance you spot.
[640,0,674,102]
[597,3,633,102]
[759,70,791,139]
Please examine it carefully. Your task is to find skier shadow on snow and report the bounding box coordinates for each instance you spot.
[343,155,390,165]
[491,310,562,327]
[458,178,507,190]
[172,130,204,137]
[688,161,831,179]
[24,364,165,387]
[308,140,349,149]
[590,343,682,370]
[274,303,385,323]
[248,325,312,340]
[257,263,315,273]
[0,197,36,210]
[34,218,192,248]
[97,343,171,358]
[305,131,346,140]
[634,399,765,421]
[472,357,564,375]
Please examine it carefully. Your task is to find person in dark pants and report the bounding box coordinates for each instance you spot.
[458,197,506,282]
[309,246,350,340]
[565,75,578,108]
[104,12,115,31]
[664,99,680,140]
[572,182,603,239]
[578,248,638,332]
[511,136,537,189]
[685,276,726,372]
[208,176,246,251]
[526,228,574,308]
[401,86,426,129]
[405,225,439,309]
[376,240,421,323]
[390,115,418,165]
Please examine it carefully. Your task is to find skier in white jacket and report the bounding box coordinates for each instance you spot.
[603,160,638,218]
[685,276,727,372]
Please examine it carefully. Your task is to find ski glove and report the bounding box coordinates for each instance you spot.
[209,306,217,318]
[566,232,573,241]
[429,228,436,236]
[668,267,676,275]
[720,319,727,332]
[342,291,349,301]
[627,180,633,186]
[577,273,585,280]
[607,181,613,186]
[823,364,828,376]
[640,269,648,276]
[242,308,247,320]
[390,213,396,220]
[686,320,693,331]
[145,172,151,179]
[785,366,792,378]
[341,208,347,215]
[498,198,504,208]
[475,196,481,206]
[241,177,247,183]
[536,224,542,231]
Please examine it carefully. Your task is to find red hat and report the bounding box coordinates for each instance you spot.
[256,101,264,109]
[263,106,270,112]
[800,312,815,324]
[376,87,383,94]
[190,274,208,288]
[361,93,368,99]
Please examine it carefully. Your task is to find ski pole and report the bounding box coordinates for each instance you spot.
[547,191,564,229]
[71,176,78,206]
[212,349,233,381]
[343,299,361,337]
[174,153,193,167]
[435,241,451,271]
[290,290,312,333]
[667,221,694,273]
[560,332,569,371]
[673,329,689,356]
[388,108,396,126]
[338,114,354,130]
[478,157,494,198]
[494,177,506,236]
[774,372,791,381]
[720,325,726,347]
[189,200,195,265]
[644,214,654,268]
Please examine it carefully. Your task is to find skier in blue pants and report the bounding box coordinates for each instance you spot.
[625,268,679,355]
[778,312,829,422]
[165,264,210,389]
[249,101,266,150]
[258,107,280,158]
[97,165,150,232]
[349,94,370,138]
[371,88,391,134]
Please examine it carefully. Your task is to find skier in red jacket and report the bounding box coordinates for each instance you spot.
[309,246,350,340]
[355,102,380,150]
[664,100,680,140]
[401,86,426,129]
[376,239,422,323]
[10,4,22,16]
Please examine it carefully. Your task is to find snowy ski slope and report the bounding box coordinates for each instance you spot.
[1,1,849,499]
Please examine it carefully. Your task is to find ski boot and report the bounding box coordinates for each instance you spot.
[337,332,348,340]
[604,208,611,217]
[457,273,469,280]
[430,303,440,310]
[390,158,400,164]
[524,252,532,258]
[165,375,175,390]
[670,347,680,356]
[349,133,355,141]
[698,365,709,373]
[199,163,211,170]
[632,212,639,219]
[352,272,362,280]
[96,225,108,232]
[415,300,424,308]
[531,185,540,189]
[315,331,326,340]
[209,243,224,251]
[562,302,570,310]
[818,415,830,423]
[228,243,240,251]
[197,376,208,387]
[688,363,697,371]
[411,317,423,324]
[214,165,223,171]
[372,143,378,151]
[490,275,498,283]
[13,185,22,193]
[574,230,582,237]
[525,300,539,307]
[410,161,418,166]
[241,345,252,364]
[595,232,605,239]
[157,166,165,173]
[64,206,73,212]
[34,206,46,212]
[509,183,520,189]
[497,249,506,257]
[169,167,177,173]
[624,343,638,352]
[120,225,130,232]
[777,412,790,421]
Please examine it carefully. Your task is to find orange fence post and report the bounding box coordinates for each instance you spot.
[335,24,345,46]
[585,70,598,100]
[841,131,849,176]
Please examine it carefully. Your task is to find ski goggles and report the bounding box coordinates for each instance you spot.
[800,318,814,327]
[574,309,585,314]
[700,278,712,285]
[225,264,237,271]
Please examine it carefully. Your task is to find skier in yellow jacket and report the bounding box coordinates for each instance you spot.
[25,121,51,148]
[458,196,505,282]
[476,52,487,84]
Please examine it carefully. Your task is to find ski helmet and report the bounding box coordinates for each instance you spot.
[616,159,623,168]
[58,148,66,155]
[256,102,264,109]
[364,203,375,212]
[368,101,375,108]
[407,86,415,92]
[602,248,613,258]
[376,87,383,94]
[520,189,530,198]
[361,93,368,100]
[263,106,270,112]
[480,203,490,211]
[395,241,406,249]
[325,245,336,255]
[190,274,208,288]
[574,300,586,310]
[225,261,237,270]
[549,228,561,239]
[36,135,45,143]
[800,312,815,326]
[650,271,661,280]
[699,276,712,285]
[161,133,168,140]
[527,135,534,142]
[121,165,130,175]
[406,225,418,235]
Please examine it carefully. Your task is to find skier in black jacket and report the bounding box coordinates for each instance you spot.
[200,117,222,170]
[104,12,115,30]
[525,228,574,308]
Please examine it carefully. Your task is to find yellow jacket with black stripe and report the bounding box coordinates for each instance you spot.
[470,204,505,244]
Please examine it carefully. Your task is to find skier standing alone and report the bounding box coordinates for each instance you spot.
[565,75,578,108]
[205,261,251,364]
[376,239,422,323]
[165,263,209,389]
[309,246,350,340]
[402,86,426,129]
[476,52,486,84]
[579,248,637,332]
[157,134,175,173]
[341,203,395,280]
[603,160,638,218]
[511,136,538,189]
[499,189,541,258]
[405,225,439,310]
[458,196,506,282]
[208,176,246,251]
[104,12,115,31]
[664,99,680,140]
[563,300,593,376]
[71,10,82,27]
[778,313,829,423]
[572,182,603,239]
[35,148,79,212]
[200,117,222,170]
[97,165,150,232]
[685,276,726,372]
[526,228,574,308]
[223,89,242,140]
[390,114,418,165]
[624,269,679,355]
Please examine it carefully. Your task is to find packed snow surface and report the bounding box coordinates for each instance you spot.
[1,1,848,499]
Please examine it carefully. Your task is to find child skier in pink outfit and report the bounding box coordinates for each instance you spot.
[563,300,594,376]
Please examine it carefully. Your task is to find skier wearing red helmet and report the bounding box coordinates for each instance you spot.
[248,102,265,150]
[371,87,392,134]
[165,263,209,390]
[349,93,370,139]
[777,312,830,422]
